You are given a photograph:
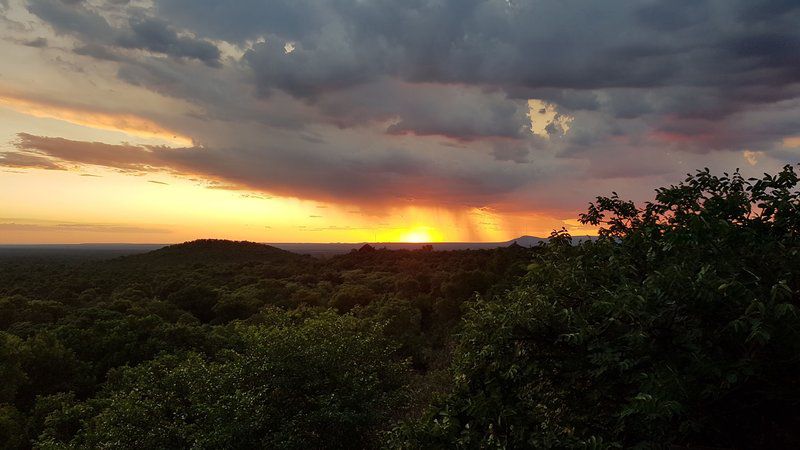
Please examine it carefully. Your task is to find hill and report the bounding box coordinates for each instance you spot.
[121,239,302,265]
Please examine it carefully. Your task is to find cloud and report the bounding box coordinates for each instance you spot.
[12,133,160,171]
[0,151,65,170]
[21,37,47,47]
[5,0,800,219]
[315,80,531,141]
[117,17,222,67]
[133,0,800,162]
[7,133,537,207]
[0,94,192,145]
[743,150,764,166]
[0,219,169,234]
[27,0,221,66]
[490,141,531,164]
[155,0,800,115]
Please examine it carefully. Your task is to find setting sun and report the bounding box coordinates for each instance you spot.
[398,227,441,243]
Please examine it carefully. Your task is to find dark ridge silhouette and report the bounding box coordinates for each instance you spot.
[121,239,301,265]
[357,243,376,253]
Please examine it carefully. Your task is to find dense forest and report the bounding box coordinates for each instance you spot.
[2,167,800,448]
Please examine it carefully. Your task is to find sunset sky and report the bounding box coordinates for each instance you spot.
[1,0,799,243]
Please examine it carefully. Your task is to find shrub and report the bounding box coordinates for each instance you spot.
[399,167,800,448]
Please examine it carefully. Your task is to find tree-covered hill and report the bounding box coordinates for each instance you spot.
[119,239,304,266]
[0,237,533,448]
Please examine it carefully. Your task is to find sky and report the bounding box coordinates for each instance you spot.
[1,0,799,244]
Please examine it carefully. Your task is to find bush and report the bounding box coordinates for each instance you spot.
[400,167,800,448]
[41,310,409,449]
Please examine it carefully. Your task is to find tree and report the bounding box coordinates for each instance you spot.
[330,284,375,312]
[399,166,800,448]
[42,311,409,449]
[0,404,25,450]
[0,333,26,404]
[166,285,219,322]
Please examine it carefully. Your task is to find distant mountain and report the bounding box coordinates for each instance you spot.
[502,235,547,247]
[121,239,302,265]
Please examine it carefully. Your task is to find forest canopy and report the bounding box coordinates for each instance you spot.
[2,167,800,448]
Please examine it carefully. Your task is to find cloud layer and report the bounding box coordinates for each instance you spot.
[2,0,800,217]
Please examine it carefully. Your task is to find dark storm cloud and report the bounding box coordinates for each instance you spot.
[491,141,532,164]
[315,80,531,141]
[12,0,800,213]
[117,17,221,67]
[141,0,800,159]
[27,0,221,66]
[21,37,47,47]
[73,43,123,61]
[35,0,799,135]
[24,0,800,123]
[156,0,800,115]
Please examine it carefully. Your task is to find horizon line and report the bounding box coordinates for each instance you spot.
[0,234,600,247]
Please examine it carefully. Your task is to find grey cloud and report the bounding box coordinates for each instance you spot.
[157,0,329,44]
[9,133,535,207]
[244,35,386,99]
[73,43,123,60]
[155,0,800,117]
[316,80,530,141]
[117,17,221,67]
[491,141,531,164]
[116,57,314,131]
[145,0,800,182]
[11,0,800,217]
[27,0,221,66]
[27,0,114,40]
[115,56,531,142]
[22,37,48,47]
[76,0,800,151]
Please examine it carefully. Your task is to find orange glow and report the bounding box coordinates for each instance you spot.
[0,94,193,147]
[397,226,441,243]
[783,136,800,148]
[0,167,588,244]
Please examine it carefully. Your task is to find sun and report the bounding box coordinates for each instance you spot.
[399,227,439,243]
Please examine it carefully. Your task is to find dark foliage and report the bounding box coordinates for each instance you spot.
[398,167,800,448]
[0,239,530,448]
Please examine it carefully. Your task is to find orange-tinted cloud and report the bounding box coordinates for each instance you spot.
[0,151,66,170]
[13,133,161,171]
[0,93,193,146]
[5,133,531,209]
[0,219,169,234]
[784,136,800,148]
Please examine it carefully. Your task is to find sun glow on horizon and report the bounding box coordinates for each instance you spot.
[397,226,441,243]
